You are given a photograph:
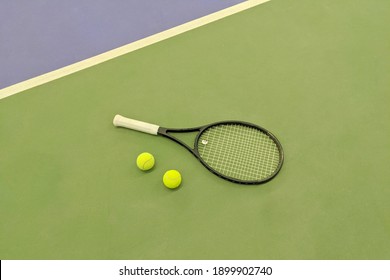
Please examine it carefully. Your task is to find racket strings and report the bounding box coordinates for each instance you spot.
[197,124,281,181]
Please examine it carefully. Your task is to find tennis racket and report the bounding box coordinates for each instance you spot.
[113,115,284,184]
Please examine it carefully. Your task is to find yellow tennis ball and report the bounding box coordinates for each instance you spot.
[136,152,155,171]
[163,170,182,189]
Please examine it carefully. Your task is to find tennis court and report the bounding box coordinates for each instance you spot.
[1,0,389,259]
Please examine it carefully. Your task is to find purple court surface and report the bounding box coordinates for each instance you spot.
[0,0,244,89]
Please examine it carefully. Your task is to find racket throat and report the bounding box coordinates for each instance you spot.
[158,127,199,153]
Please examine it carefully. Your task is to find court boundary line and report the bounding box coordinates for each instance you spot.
[0,0,271,100]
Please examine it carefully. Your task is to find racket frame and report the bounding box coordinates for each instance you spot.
[157,120,284,185]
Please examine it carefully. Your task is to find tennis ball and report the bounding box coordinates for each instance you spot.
[163,170,182,189]
[136,152,155,171]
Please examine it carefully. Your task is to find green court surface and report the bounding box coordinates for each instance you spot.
[1,0,389,259]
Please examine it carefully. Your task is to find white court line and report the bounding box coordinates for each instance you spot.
[0,0,271,100]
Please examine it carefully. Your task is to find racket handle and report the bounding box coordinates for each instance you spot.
[113,115,159,135]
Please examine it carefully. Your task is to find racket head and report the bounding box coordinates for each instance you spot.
[193,121,284,184]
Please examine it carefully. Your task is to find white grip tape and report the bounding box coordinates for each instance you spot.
[113,115,159,135]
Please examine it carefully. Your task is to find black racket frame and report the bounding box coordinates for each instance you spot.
[157,120,284,184]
